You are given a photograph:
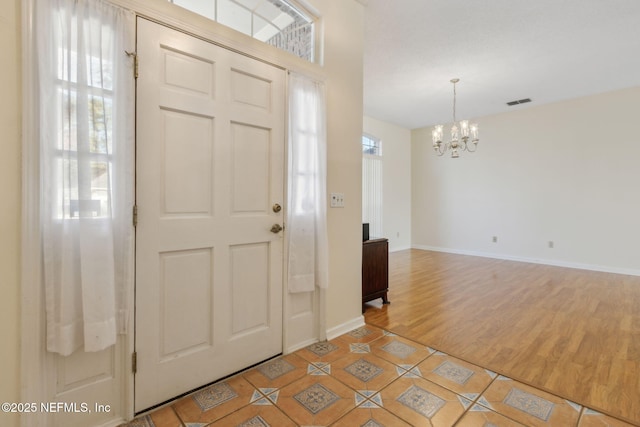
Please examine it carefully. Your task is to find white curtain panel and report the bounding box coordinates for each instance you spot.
[287,73,329,293]
[34,0,135,355]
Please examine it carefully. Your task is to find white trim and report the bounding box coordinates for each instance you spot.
[20,1,49,426]
[326,315,365,341]
[412,245,640,277]
[287,313,367,352]
[107,0,327,82]
[286,337,319,354]
[389,245,411,253]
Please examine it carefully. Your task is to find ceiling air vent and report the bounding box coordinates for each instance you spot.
[507,98,532,106]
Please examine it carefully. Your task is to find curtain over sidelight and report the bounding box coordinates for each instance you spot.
[287,73,329,293]
[33,0,135,355]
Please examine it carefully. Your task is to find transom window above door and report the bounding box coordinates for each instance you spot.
[169,0,317,62]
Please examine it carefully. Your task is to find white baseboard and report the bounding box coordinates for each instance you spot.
[389,245,411,253]
[326,315,365,341]
[412,245,640,277]
[286,337,321,354]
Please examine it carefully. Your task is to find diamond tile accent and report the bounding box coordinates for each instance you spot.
[250,389,279,406]
[457,395,473,410]
[476,396,493,410]
[258,359,296,380]
[396,364,421,378]
[307,362,331,375]
[306,341,339,356]
[293,383,340,414]
[362,420,384,427]
[251,397,272,406]
[433,360,475,385]
[381,340,417,359]
[396,385,446,418]
[503,388,555,421]
[250,390,263,403]
[348,327,373,338]
[470,403,491,412]
[350,343,371,353]
[344,358,384,382]
[462,392,479,401]
[192,382,238,411]
[485,369,498,379]
[357,390,383,408]
[358,398,379,408]
[266,391,279,404]
[237,415,270,427]
[566,400,582,412]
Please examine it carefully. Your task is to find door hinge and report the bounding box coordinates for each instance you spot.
[125,51,139,79]
[132,352,137,374]
[133,205,138,228]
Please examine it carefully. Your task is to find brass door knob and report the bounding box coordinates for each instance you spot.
[270,224,283,233]
[272,203,282,213]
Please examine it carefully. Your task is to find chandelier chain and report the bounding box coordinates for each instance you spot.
[452,81,457,123]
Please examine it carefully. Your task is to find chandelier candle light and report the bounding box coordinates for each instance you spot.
[432,78,479,158]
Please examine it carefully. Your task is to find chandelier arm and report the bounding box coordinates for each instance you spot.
[465,141,479,152]
[435,142,446,156]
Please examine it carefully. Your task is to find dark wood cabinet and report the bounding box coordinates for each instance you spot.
[362,238,389,312]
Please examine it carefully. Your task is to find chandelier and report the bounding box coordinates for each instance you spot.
[432,78,479,158]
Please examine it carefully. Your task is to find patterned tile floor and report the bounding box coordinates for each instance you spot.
[121,325,637,427]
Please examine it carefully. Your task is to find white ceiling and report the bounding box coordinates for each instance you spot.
[363,0,640,129]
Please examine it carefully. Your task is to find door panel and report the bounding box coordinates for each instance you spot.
[135,18,285,411]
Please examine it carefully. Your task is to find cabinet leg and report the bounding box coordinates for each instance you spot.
[382,293,390,305]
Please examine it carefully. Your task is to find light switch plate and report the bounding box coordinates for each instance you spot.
[330,193,345,208]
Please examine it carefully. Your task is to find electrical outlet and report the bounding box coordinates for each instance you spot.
[330,193,345,208]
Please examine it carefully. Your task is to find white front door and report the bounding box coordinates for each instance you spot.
[135,18,286,411]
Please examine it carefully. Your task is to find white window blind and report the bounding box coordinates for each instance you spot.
[362,134,383,238]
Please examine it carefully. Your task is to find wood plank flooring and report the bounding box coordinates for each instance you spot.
[364,249,640,425]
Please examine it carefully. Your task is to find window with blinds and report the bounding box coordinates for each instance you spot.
[362,133,382,238]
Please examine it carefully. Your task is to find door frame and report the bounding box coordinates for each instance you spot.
[21,1,327,424]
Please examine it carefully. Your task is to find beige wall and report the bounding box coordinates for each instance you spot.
[363,116,412,252]
[412,87,640,274]
[321,0,365,331]
[0,1,21,426]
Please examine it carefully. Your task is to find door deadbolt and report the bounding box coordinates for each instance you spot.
[272,203,282,213]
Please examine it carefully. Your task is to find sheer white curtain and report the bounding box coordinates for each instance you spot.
[34,0,135,355]
[287,73,329,293]
[362,155,383,237]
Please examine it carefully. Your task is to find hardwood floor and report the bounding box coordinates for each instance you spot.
[364,249,640,425]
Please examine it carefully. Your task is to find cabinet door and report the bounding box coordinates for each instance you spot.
[362,239,388,301]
